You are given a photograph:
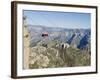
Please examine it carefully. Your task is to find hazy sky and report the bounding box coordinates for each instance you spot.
[23,10,91,29]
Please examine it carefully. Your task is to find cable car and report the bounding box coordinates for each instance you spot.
[42,32,48,37]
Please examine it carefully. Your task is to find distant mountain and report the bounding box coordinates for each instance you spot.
[26,25,91,51]
[77,33,90,51]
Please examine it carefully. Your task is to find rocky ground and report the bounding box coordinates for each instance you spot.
[29,40,91,69]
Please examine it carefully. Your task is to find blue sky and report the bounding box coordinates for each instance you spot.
[23,10,91,29]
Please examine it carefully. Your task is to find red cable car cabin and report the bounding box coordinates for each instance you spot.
[42,32,48,37]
